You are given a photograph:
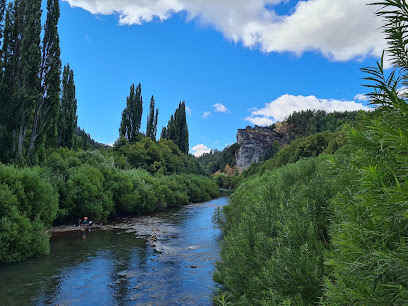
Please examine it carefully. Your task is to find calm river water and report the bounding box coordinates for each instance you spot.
[0,195,229,305]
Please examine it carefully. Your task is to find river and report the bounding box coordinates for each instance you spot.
[0,195,229,305]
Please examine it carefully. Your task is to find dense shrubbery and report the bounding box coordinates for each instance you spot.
[213,156,345,304]
[215,2,408,303]
[0,145,218,263]
[0,164,58,262]
[112,136,207,176]
[197,143,240,174]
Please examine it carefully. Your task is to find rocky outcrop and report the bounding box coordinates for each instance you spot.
[236,125,289,171]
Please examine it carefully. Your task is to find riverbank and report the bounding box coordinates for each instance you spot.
[49,189,233,234]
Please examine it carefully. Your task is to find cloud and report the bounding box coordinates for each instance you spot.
[203,111,211,119]
[185,106,192,116]
[213,103,229,113]
[63,0,386,62]
[245,116,275,126]
[191,144,211,157]
[354,93,368,101]
[246,94,371,125]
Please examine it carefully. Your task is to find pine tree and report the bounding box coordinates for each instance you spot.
[27,0,61,157]
[119,83,143,142]
[58,64,77,148]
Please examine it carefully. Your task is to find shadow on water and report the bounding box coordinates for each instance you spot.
[0,196,229,305]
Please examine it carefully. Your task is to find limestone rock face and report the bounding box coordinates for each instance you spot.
[236,125,289,171]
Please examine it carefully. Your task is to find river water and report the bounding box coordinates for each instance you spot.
[0,195,229,305]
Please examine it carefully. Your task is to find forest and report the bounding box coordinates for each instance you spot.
[212,0,408,304]
[0,0,218,263]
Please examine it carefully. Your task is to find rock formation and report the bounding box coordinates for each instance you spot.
[235,125,289,171]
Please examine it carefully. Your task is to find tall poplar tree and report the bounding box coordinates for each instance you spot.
[0,1,25,156]
[27,0,61,157]
[17,0,42,157]
[161,101,189,154]
[119,83,143,142]
[146,95,159,140]
[58,64,77,148]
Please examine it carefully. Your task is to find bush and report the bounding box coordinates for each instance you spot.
[214,157,342,304]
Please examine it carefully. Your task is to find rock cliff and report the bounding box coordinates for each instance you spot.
[235,125,289,171]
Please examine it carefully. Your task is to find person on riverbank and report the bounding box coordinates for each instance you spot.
[74,219,81,227]
[81,217,88,231]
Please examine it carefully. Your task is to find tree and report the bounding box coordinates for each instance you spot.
[18,0,42,157]
[58,64,77,148]
[27,0,61,158]
[0,2,22,158]
[146,95,159,140]
[161,101,189,154]
[119,83,143,142]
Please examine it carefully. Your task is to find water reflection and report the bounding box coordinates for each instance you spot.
[0,197,228,305]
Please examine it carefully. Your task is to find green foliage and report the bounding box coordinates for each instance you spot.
[119,83,143,142]
[161,101,189,154]
[146,95,159,140]
[112,136,207,175]
[58,64,78,149]
[0,164,59,263]
[197,143,240,174]
[0,0,61,162]
[214,173,233,189]
[214,157,342,304]
[285,109,360,140]
[322,2,408,304]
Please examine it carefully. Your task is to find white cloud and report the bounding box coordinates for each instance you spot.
[245,116,274,126]
[213,103,229,113]
[203,111,211,119]
[191,144,211,157]
[354,94,368,101]
[64,0,386,62]
[185,106,192,116]
[246,94,371,125]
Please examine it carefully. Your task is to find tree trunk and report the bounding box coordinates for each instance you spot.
[17,118,25,157]
[27,98,41,157]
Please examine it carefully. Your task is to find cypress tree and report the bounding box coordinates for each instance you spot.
[119,83,143,142]
[58,64,77,148]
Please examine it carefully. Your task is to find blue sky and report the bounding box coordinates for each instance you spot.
[57,0,386,156]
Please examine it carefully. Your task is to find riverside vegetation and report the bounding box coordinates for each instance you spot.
[0,0,217,263]
[211,1,408,304]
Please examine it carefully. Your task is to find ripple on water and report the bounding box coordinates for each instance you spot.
[0,196,229,305]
